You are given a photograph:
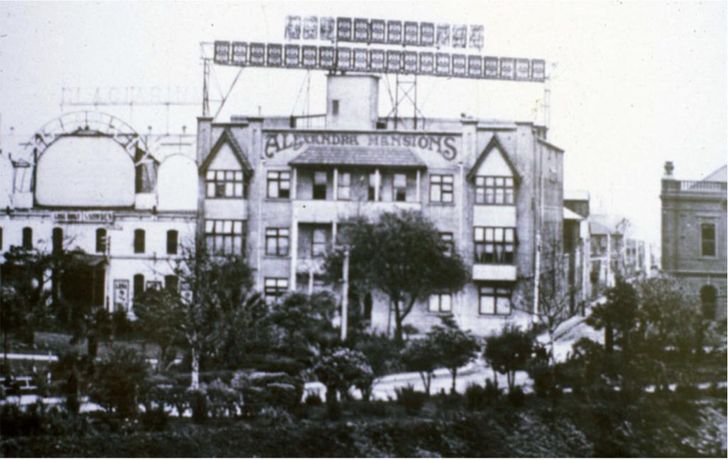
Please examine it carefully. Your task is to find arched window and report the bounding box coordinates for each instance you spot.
[52,227,63,254]
[96,228,107,253]
[166,230,178,255]
[133,274,145,300]
[22,227,33,250]
[134,229,145,254]
[700,285,717,320]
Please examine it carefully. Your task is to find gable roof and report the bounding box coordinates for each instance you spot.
[702,165,727,183]
[289,145,426,169]
[467,134,521,182]
[200,128,253,174]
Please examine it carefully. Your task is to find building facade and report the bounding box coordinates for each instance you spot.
[661,161,727,320]
[196,74,565,336]
[0,112,197,313]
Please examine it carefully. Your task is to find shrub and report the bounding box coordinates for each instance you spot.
[139,406,169,431]
[464,381,503,411]
[395,385,427,415]
[189,389,208,424]
[206,379,241,418]
[231,370,305,414]
[88,346,149,418]
[111,309,133,338]
[507,386,525,407]
[304,391,323,406]
[312,348,374,405]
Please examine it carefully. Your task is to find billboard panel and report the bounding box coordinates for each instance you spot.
[420,22,435,46]
[354,18,369,42]
[284,44,301,67]
[499,57,515,80]
[386,50,402,73]
[467,55,482,78]
[231,42,248,65]
[267,44,283,67]
[387,20,403,44]
[452,54,466,76]
[419,52,435,75]
[303,16,318,40]
[249,42,266,66]
[214,41,231,65]
[353,48,368,71]
[302,45,318,67]
[337,17,353,41]
[515,58,530,81]
[403,51,418,73]
[469,25,484,49]
[483,56,499,78]
[285,16,301,40]
[452,25,467,48]
[337,47,353,70]
[531,59,546,82]
[319,46,335,69]
[370,19,386,43]
[404,21,419,46]
[370,49,385,71]
[435,52,451,76]
[320,17,336,41]
[436,24,450,48]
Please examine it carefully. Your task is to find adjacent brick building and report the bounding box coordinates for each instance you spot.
[661,162,727,320]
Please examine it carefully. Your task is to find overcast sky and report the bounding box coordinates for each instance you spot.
[1,0,726,247]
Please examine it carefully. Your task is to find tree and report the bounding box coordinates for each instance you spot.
[427,315,480,393]
[133,288,184,372]
[350,332,405,399]
[483,324,535,391]
[169,241,256,389]
[587,277,639,355]
[312,347,373,409]
[400,337,438,395]
[88,346,149,417]
[325,210,469,342]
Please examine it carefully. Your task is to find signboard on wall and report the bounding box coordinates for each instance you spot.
[113,279,130,312]
[54,211,114,224]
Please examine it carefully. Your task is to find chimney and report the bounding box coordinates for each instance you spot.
[326,74,380,130]
[196,116,213,165]
[663,161,674,179]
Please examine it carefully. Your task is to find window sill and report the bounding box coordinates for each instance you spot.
[265,198,291,202]
[428,201,456,207]
[474,203,516,207]
[263,254,290,259]
[478,312,513,317]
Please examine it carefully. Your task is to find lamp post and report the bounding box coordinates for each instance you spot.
[340,246,350,342]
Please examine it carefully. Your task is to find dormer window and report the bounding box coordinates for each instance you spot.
[206,170,245,198]
[475,176,514,205]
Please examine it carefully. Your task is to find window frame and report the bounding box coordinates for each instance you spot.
[52,227,63,254]
[474,226,516,264]
[133,274,145,300]
[430,174,454,203]
[478,285,512,316]
[204,219,246,255]
[22,227,33,250]
[393,173,408,202]
[440,232,454,257]
[205,169,246,199]
[337,171,351,200]
[96,228,107,254]
[166,229,179,255]
[264,277,289,303]
[428,292,453,314]
[313,170,328,200]
[700,222,716,257]
[133,229,146,254]
[474,175,515,205]
[266,170,291,199]
[311,227,328,257]
[265,227,290,257]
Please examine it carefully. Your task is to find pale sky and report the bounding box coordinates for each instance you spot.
[1,0,726,247]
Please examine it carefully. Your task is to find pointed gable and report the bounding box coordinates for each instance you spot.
[200,128,253,174]
[467,135,521,183]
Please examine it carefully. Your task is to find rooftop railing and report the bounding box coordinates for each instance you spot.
[663,180,727,194]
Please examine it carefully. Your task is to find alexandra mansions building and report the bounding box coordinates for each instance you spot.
[197,74,565,335]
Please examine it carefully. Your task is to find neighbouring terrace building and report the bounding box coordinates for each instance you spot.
[661,161,727,320]
[0,112,197,314]
[196,73,566,336]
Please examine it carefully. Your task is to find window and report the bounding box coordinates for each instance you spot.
[206,170,245,198]
[0,227,3,250]
[701,223,716,257]
[368,173,379,201]
[264,277,289,303]
[479,285,512,315]
[164,275,179,293]
[332,99,339,115]
[265,228,290,256]
[167,230,178,255]
[52,227,63,254]
[22,227,32,250]
[428,293,452,313]
[205,219,245,255]
[430,174,454,203]
[393,173,407,202]
[700,285,717,320]
[475,176,514,204]
[312,228,327,257]
[134,229,145,254]
[313,171,328,200]
[133,274,145,299]
[267,171,291,199]
[96,228,107,253]
[338,172,351,200]
[474,227,515,264]
[440,232,454,257]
